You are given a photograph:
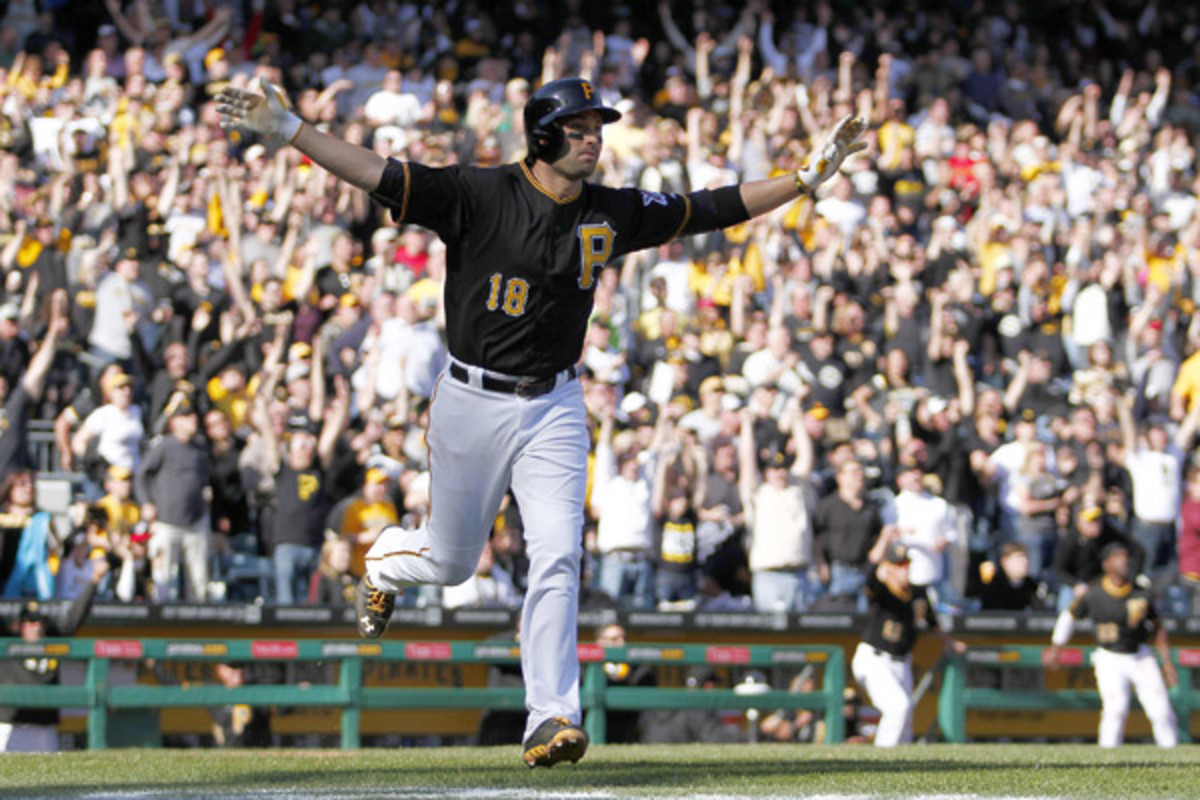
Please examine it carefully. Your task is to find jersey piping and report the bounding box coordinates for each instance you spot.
[395,161,412,222]
[669,195,693,241]
[519,161,581,205]
[1101,576,1133,598]
[365,546,430,562]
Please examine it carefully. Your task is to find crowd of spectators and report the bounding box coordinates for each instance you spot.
[1,0,1200,618]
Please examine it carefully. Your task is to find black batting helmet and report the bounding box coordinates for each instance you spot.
[524,78,621,163]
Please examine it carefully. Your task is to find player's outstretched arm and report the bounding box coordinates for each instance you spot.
[217,77,386,193]
[738,115,867,218]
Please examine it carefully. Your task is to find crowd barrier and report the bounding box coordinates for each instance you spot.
[0,638,845,748]
[937,644,1200,743]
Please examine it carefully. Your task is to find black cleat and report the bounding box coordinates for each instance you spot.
[522,717,588,768]
[355,575,395,639]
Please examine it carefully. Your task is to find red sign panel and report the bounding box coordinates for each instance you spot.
[577,644,605,662]
[251,640,299,659]
[94,640,143,659]
[405,642,452,660]
[1055,648,1085,667]
[1177,649,1200,667]
[706,646,751,665]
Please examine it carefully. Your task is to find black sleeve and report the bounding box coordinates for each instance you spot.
[369,158,465,240]
[1068,588,1089,620]
[678,186,750,236]
[198,337,247,385]
[606,186,750,257]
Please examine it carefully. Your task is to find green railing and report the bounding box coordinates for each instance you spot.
[0,638,844,749]
[938,644,1200,743]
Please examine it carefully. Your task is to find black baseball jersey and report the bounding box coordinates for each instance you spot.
[0,582,97,725]
[371,159,747,378]
[861,568,938,657]
[1069,577,1160,654]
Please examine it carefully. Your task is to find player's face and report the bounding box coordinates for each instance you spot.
[19,618,43,643]
[554,111,604,179]
[1103,548,1129,580]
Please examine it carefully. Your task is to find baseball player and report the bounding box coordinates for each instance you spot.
[217,75,865,767]
[1044,541,1178,747]
[851,539,965,747]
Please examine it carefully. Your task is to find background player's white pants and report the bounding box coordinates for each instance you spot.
[852,642,914,747]
[1092,646,1177,748]
[365,364,589,742]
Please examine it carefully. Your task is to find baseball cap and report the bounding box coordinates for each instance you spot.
[926,396,949,415]
[163,391,195,419]
[103,372,133,393]
[698,376,724,395]
[1100,541,1129,561]
[204,48,226,70]
[0,302,19,321]
[365,468,390,485]
[287,415,318,435]
[18,600,45,625]
[98,24,117,37]
[285,361,310,384]
[884,542,911,565]
[620,391,648,416]
[107,464,133,481]
[669,394,695,413]
[288,342,313,361]
[1077,505,1103,523]
[761,447,794,471]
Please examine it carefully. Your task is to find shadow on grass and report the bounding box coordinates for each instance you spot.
[533,757,1182,787]
[6,757,1186,798]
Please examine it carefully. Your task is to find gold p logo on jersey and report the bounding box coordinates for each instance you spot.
[577,223,614,290]
[581,81,594,100]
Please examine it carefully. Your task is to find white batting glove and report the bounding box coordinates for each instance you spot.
[216,76,303,147]
[795,114,868,192]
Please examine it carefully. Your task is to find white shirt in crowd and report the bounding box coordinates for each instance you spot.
[362,317,447,401]
[741,349,805,396]
[1126,445,1183,524]
[79,403,145,471]
[590,441,655,554]
[744,481,813,572]
[88,273,151,359]
[883,488,957,588]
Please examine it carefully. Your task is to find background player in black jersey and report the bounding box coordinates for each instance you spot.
[1,558,107,751]
[851,536,965,747]
[1044,541,1178,748]
[216,75,865,768]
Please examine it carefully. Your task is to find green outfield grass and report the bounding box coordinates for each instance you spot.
[1,744,1198,799]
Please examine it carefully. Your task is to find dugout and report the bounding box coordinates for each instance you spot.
[4,601,1199,744]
